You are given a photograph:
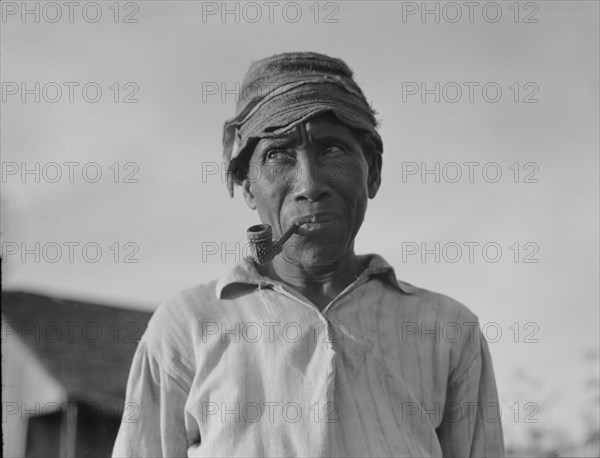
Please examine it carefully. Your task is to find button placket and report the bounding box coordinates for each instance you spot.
[278,284,337,352]
[266,272,375,354]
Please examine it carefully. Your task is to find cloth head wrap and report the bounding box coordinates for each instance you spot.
[222,52,382,197]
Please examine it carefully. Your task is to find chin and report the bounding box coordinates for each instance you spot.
[281,237,348,266]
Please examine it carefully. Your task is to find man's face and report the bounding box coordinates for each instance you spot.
[242,113,381,266]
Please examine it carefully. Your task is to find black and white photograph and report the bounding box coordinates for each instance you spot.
[1,1,599,456]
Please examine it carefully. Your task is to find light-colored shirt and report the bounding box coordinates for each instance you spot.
[112,254,504,457]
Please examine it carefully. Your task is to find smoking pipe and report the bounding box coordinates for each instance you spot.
[246,222,299,264]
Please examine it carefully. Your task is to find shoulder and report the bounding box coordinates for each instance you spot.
[140,280,222,378]
[145,280,220,337]
[365,253,479,324]
[393,280,484,366]
[396,279,479,325]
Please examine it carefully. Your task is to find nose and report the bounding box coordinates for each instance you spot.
[292,154,331,203]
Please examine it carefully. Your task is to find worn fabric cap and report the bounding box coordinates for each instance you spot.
[222,52,382,197]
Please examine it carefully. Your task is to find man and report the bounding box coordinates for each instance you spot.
[113,52,504,457]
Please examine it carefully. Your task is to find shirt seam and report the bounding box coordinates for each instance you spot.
[447,335,481,391]
[138,339,194,390]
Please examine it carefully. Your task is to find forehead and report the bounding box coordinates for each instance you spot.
[258,112,360,146]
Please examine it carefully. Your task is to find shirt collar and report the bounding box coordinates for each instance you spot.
[216,253,416,299]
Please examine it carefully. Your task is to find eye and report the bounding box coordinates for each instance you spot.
[265,149,293,162]
[324,144,346,155]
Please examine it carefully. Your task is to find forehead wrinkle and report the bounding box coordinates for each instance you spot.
[256,116,359,156]
[256,131,299,152]
[296,123,311,147]
[304,117,357,141]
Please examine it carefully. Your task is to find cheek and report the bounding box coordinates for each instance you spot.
[252,176,288,215]
[331,159,370,194]
[340,162,370,218]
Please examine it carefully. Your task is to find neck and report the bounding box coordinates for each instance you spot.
[261,246,363,310]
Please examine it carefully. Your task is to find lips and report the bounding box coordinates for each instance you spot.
[292,212,341,228]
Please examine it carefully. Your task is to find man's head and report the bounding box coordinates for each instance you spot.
[222,52,383,265]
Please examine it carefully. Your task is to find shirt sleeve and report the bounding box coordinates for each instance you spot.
[436,325,505,458]
[112,341,191,458]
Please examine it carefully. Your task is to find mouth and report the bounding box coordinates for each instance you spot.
[292,213,341,231]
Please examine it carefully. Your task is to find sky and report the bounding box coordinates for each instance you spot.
[1,0,599,449]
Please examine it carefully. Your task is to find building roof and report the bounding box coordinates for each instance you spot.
[2,291,152,408]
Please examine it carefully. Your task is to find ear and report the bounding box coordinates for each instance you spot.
[242,178,257,210]
[367,153,382,199]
